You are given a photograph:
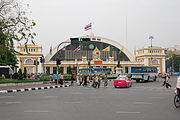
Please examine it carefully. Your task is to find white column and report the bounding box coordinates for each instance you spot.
[50,67,53,74]
[64,67,67,74]
[162,58,166,73]
[128,67,131,73]
[144,58,149,66]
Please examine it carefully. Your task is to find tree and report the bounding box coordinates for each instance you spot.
[18,68,23,80]
[23,67,27,79]
[0,0,36,66]
[166,54,180,72]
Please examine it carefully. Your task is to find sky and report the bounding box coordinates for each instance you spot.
[22,0,180,56]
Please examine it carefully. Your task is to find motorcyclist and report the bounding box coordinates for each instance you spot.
[176,76,180,95]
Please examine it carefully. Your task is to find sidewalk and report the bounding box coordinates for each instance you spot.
[0,83,70,93]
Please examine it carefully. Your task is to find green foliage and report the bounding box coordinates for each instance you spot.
[18,69,23,80]
[0,0,36,66]
[166,54,180,72]
[12,72,18,79]
[0,78,40,84]
[23,67,27,78]
[63,74,72,80]
[38,74,51,81]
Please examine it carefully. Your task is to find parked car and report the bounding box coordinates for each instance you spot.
[158,73,163,78]
[113,76,132,88]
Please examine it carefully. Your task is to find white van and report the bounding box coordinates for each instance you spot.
[0,66,14,78]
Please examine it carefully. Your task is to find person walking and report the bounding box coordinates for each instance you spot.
[86,75,90,87]
[97,75,101,88]
[79,76,83,86]
[83,75,87,87]
[76,75,80,86]
[94,75,99,88]
[162,74,167,86]
[104,75,108,88]
[92,74,96,88]
[165,74,172,88]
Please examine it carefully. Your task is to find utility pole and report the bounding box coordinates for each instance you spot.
[149,36,154,66]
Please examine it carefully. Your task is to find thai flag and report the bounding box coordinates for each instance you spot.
[84,23,92,31]
[74,45,81,53]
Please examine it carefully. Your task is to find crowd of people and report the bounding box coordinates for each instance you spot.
[75,74,108,88]
[50,73,64,84]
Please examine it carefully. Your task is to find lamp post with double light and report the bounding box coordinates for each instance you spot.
[149,36,154,66]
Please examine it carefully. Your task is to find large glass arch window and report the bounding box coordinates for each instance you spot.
[51,41,130,61]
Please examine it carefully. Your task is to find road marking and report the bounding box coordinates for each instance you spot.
[24,110,49,113]
[71,92,82,94]
[0,96,14,99]
[149,97,162,99]
[44,96,58,98]
[116,111,141,114]
[134,102,152,105]
[5,101,22,104]
[64,101,81,104]
[35,91,45,94]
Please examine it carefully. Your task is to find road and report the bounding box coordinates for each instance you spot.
[0,76,179,120]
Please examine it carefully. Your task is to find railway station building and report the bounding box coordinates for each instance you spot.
[16,36,166,74]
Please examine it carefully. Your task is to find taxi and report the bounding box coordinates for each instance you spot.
[114,76,132,88]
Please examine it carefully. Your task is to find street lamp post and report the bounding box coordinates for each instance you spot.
[149,36,154,66]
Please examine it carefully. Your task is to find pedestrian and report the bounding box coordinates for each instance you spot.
[97,75,101,88]
[53,74,58,84]
[104,75,108,87]
[79,76,83,86]
[70,75,74,86]
[58,73,64,85]
[165,74,171,88]
[162,74,167,86]
[92,74,96,88]
[82,75,87,87]
[94,75,99,88]
[76,75,80,86]
[86,75,90,87]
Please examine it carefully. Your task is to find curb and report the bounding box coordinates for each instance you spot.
[0,84,70,94]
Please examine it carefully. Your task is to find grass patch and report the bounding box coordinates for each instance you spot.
[0,78,41,84]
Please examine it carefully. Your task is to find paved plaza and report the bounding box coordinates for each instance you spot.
[0,76,179,120]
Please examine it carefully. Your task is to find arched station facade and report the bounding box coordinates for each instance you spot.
[16,36,166,74]
[44,36,141,74]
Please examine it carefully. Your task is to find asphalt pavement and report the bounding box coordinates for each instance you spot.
[0,76,179,120]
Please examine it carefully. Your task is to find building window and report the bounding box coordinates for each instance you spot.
[25,58,34,64]
[152,59,159,64]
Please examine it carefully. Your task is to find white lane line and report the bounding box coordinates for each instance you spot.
[149,97,162,99]
[5,101,23,104]
[134,102,152,105]
[24,110,49,113]
[64,101,81,104]
[71,92,82,94]
[44,96,58,98]
[35,91,45,94]
[0,96,14,99]
[116,111,141,114]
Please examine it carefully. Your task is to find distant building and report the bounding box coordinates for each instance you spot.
[16,44,43,74]
[16,36,166,74]
[167,45,180,55]
[136,46,166,73]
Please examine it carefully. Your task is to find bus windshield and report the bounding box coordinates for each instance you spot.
[131,66,157,73]
[78,68,112,75]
